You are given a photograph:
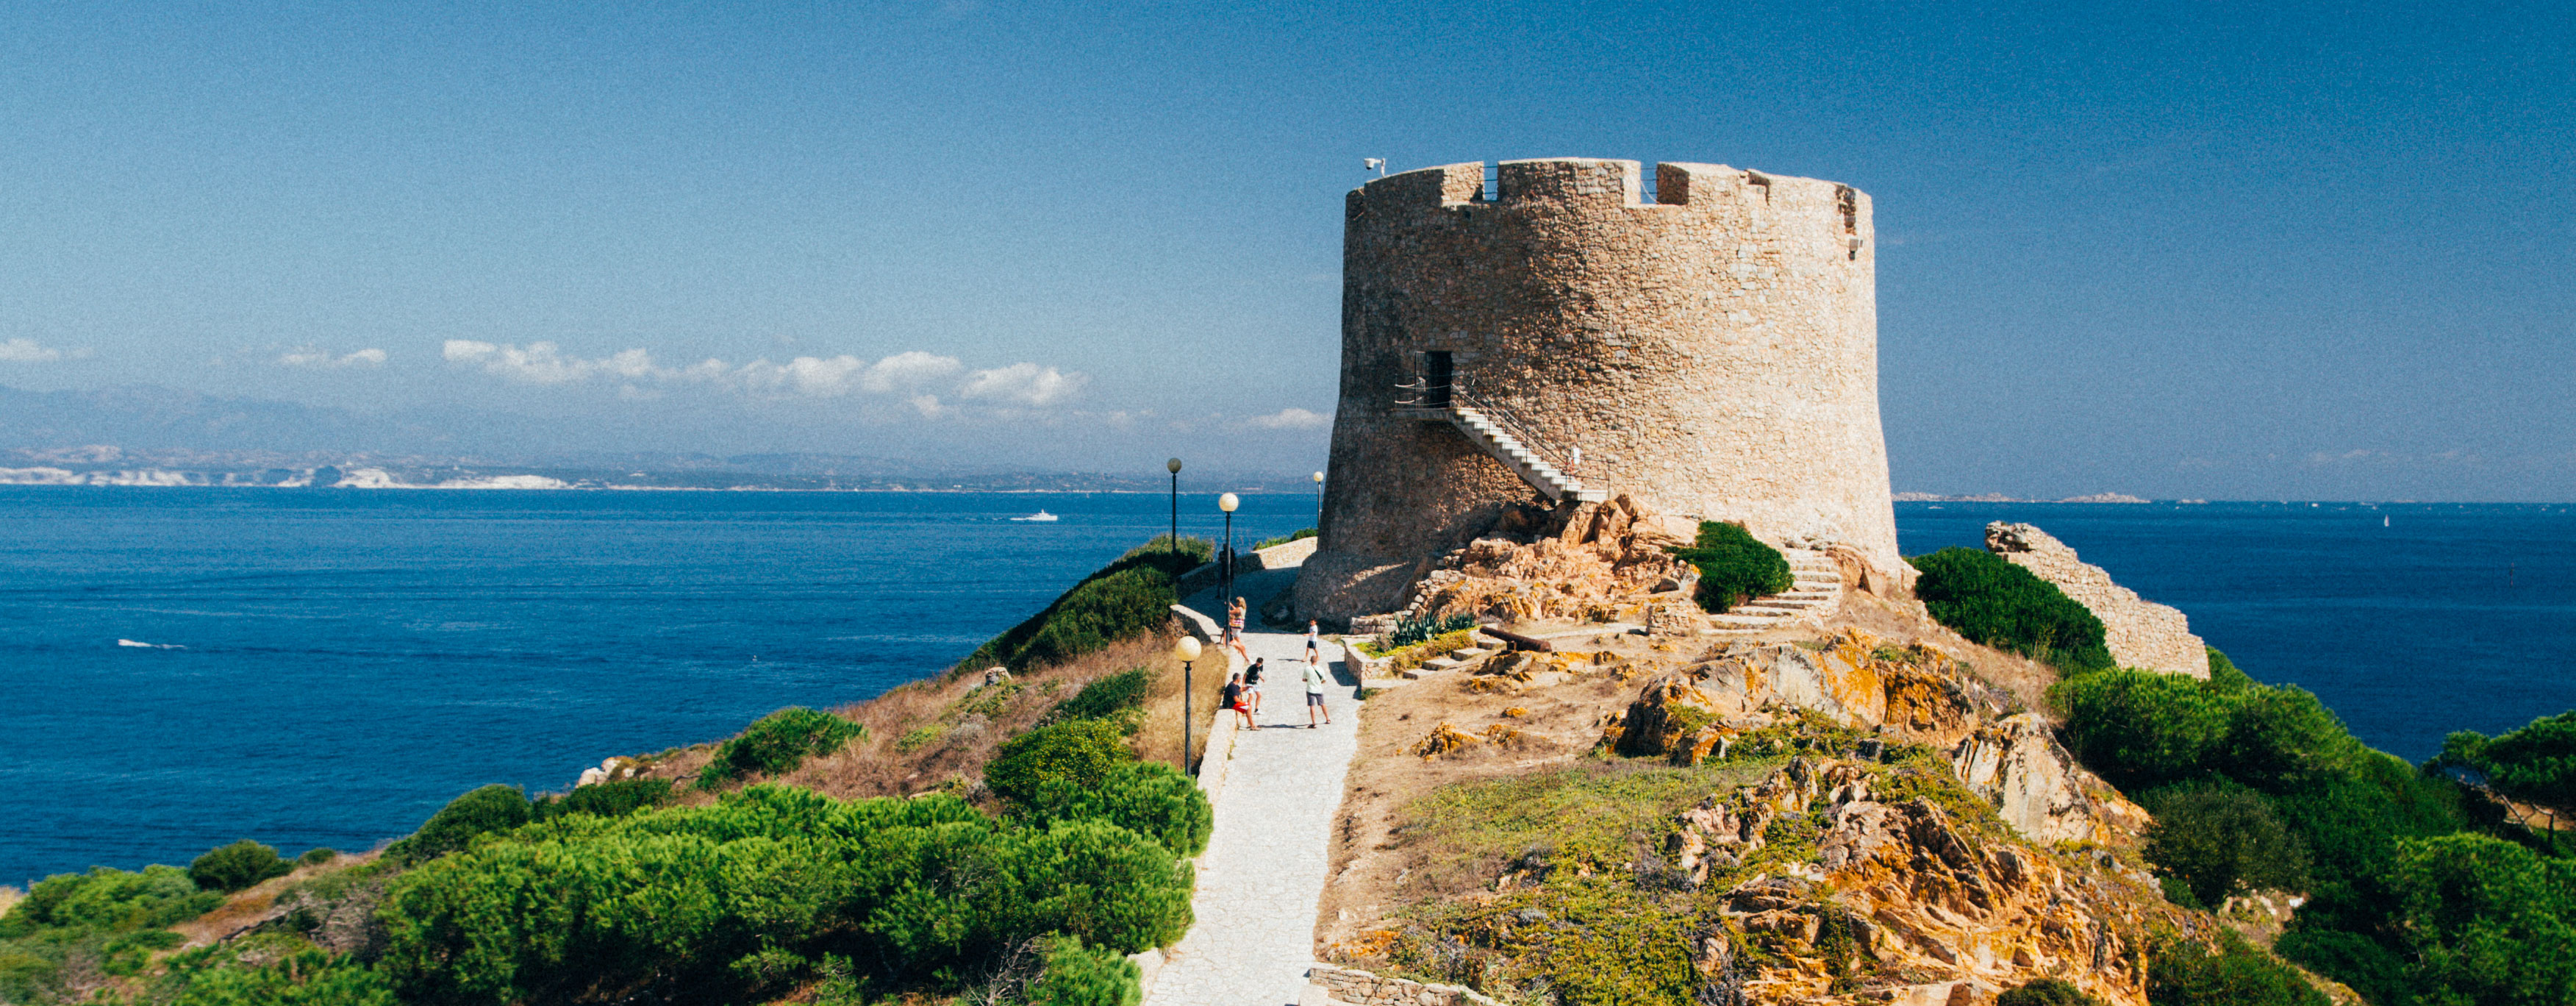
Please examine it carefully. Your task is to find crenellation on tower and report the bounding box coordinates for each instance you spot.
[1298,157,1900,624]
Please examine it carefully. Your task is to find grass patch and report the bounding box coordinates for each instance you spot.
[1391,758,1780,893]
[1253,527,1317,550]
[964,538,1211,673]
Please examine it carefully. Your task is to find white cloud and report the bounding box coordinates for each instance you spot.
[279,346,387,369]
[442,340,661,385]
[443,340,1078,411]
[1248,407,1330,429]
[0,338,71,363]
[959,363,1087,406]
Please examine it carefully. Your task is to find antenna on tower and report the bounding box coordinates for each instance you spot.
[1363,158,1387,176]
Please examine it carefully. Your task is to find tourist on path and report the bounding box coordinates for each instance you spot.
[1221,671,1256,730]
[1304,619,1320,657]
[1242,657,1266,714]
[1226,596,1250,660]
[1301,651,1331,728]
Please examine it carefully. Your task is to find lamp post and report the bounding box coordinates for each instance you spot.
[1165,458,1183,562]
[1173,635,1202,773]
[1217,493,1239,613]
[1312,471,1325,531]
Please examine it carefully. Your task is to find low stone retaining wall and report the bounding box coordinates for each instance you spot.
[1176,536,1320,599]
[1306,965,1500,1006]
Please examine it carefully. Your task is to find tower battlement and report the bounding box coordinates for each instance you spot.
[1298,157,1898,623]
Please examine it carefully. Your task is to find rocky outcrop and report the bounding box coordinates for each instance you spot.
[1949,713,2150,846]
[1624,630,2008,746]
[1670,758,2164,1005]
[1984,523,2207,678]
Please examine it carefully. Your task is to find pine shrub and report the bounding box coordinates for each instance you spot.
[966,538,1211,673]
[1023,761,1213,857]
[535,778,674,820]
[2139,783,2311,907]
[1025,935,1142,1006]
[187,840,293,893]
[1047,668,1153,725]
[385,784,532,864]
[698,707,867,787]
[1907,546,2111,671]
[1997,978,2101,1006]
[987,719,1134,807]
[1671,521,1793,613]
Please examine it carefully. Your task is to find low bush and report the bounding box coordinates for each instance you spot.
[987,719,1134,807]
[187,839,293,893]
[2145,931,2330,1006]
[2138,783,2310,907]
[296,847,337,866]
[1021,761,1212,857]
[0,865,222,1002]
[1025,935,1142,1006]
[1048,667,1153,725]
[2434,710,2576,808]
[966,538,1211,673]
[1907,546,2111,671]
[385,785,532,864]
[1253,528,1317,550]
[1997,978,2102,1006]
[534,777,673,820]
[1671,521,1794,613]
[2383,832,2576,1005]
[698,707,867,787]
[377,785,1190,1004]
[164,946,398,1006]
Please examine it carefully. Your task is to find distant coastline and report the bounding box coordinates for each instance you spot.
[1896,490,2162,504]
[0,465,1320,493]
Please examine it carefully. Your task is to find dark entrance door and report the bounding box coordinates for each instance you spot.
[1424,351,1453,408]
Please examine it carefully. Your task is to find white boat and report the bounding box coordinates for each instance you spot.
[1011,510,1060,522]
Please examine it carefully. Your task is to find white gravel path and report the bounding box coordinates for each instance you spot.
[1148,581,1357,1006]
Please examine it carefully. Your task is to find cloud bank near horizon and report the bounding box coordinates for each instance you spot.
[438,340,1092,415]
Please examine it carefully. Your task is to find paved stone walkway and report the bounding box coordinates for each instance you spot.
[1149,573,1357,1006]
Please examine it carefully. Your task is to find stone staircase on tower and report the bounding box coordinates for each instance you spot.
[1445,405,1609,504]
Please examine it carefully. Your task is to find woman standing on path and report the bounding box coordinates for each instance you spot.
[1301,650,1332,728]
[1226,596,1250,661]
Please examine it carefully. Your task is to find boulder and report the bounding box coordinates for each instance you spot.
[1949,713,2150,846]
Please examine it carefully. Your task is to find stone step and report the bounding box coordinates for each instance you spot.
[1419,657,1460,671]
[1709,612,1789,626]
[1755,597,1824,609]
[1450,647,1490,660]
[1732,605,1803,618]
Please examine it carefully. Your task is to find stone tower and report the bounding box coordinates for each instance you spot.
[1295,158,1900,622]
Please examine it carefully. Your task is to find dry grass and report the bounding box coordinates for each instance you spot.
[165,851,373,949]
[638,620,1238,804]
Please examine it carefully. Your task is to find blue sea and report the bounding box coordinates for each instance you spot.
[1,491,2571,885]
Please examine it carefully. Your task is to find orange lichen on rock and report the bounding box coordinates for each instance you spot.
[1410,722,1483,759]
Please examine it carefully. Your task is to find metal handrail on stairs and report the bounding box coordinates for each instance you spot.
[1394,371,1600,502]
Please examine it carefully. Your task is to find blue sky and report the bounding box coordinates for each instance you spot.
[0,1,2568,497]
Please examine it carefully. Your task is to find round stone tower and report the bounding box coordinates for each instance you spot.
[1295,158,1900,622]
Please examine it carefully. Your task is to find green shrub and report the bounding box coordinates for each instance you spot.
[2139,783,2310,907]
[534,777,673,820]
[2272,930,2408,1006]
[965,538,1210,673]
[1997,978,2102,1006]
[699,707,867,786]
[1022,761,1213,857]
[1253,528,1317,550]
[2053,670,2362,796]
[1048,668,1153,724]
[385,784,532,864]
[987,719,1134,807]
[897,724,946,752]
[1025,935,1142,1006]
[1388,612,1474,649]
[297,847,337,866]
[1671,521,1794,613]
[187,839,293,893]
[2385,832,2576,1005]
[166,948,398,1006]
[1,865,218,937]
[378,785,1190,1004]
[1907,546,2111,671]
[2435,710,2576,808]
[2146,931,2330,1006]
[2205,646,2254,692]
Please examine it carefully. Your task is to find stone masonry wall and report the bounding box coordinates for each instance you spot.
[1298,158,1897,622]
[1307,965,1501,1006]
[1985,523,2209,678]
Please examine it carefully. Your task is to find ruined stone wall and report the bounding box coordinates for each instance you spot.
[1298,158,1898,621]
[1986,523,2210,679]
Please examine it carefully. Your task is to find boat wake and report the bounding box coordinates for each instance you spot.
[117,639,186,649]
